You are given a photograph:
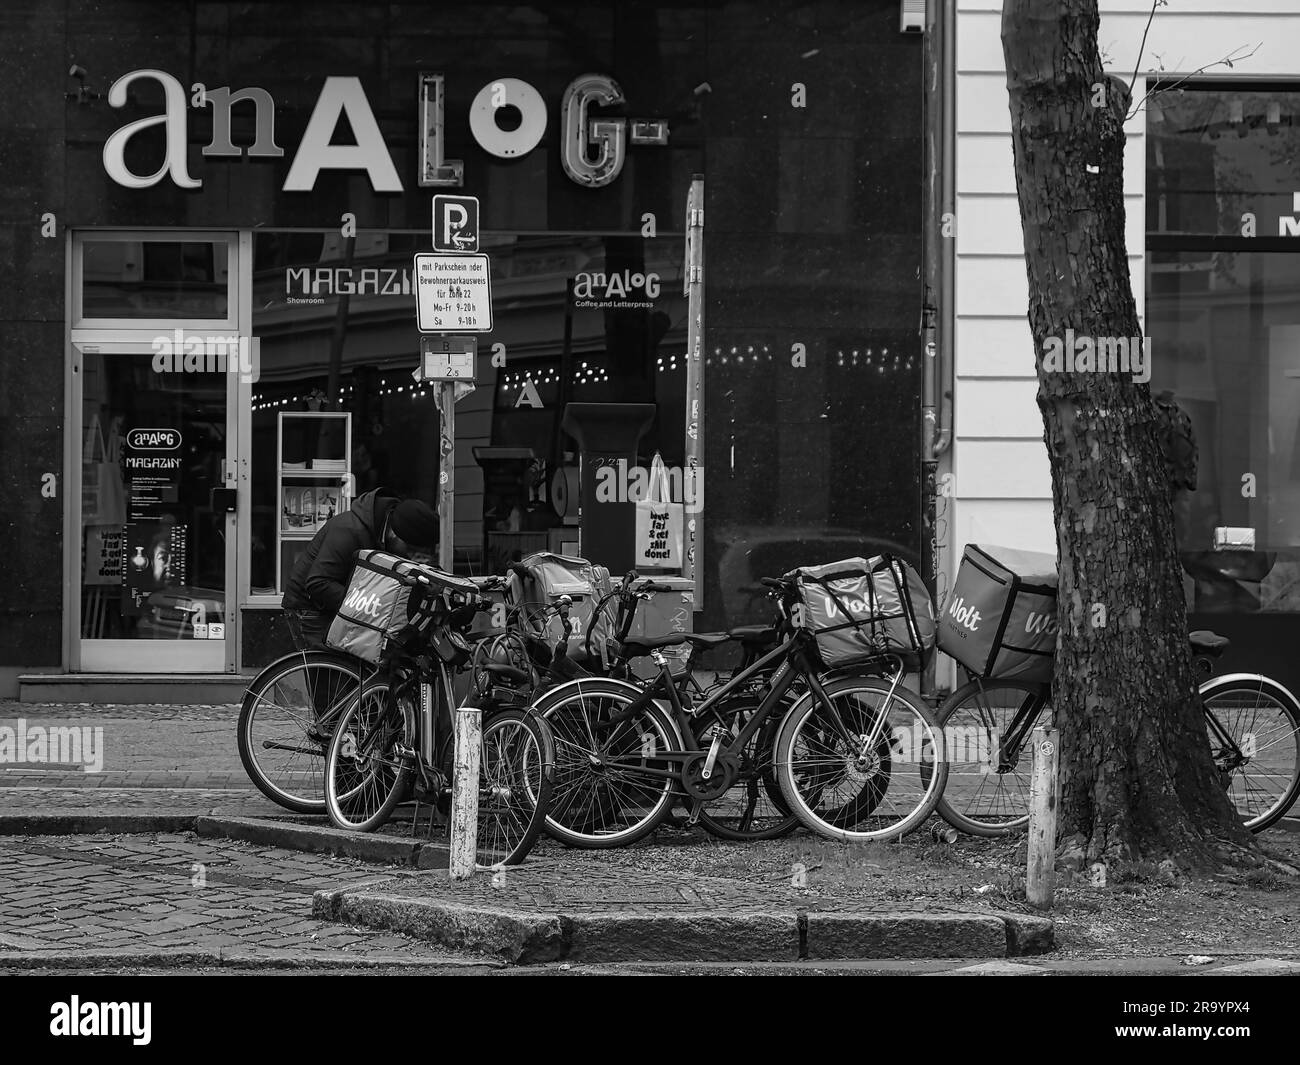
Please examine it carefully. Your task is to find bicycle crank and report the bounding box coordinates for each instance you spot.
[682,751,740,802]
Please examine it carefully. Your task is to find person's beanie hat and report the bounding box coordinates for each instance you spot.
[389,499,439,549]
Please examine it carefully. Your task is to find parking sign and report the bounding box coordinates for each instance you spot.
[432,194,480,252]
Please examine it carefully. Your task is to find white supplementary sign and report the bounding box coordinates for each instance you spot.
[414,253,493,332]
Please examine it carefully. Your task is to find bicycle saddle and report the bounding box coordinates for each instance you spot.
[728,625,778,646]
[620,633,689,655]
[1189,630,1230,657]
[682,632,731,647]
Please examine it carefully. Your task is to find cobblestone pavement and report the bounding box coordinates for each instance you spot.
[0,832,483,964]
[0,702,286,817]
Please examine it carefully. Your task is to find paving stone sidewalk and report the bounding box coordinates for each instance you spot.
[0,831,484,966]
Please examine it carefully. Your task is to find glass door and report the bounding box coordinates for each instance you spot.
[71,233,240,672]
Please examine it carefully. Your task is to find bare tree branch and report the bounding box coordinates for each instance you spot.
[1126,43,1262,122]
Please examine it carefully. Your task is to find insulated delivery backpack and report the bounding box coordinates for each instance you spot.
[936,544,1059,684]
[326,549,480,665]
[507,551,613,661]
[784,555,936,669]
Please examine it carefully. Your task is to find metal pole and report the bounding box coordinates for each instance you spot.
[682,175,705,609]
[1026,726,1059,909]
[449,704,482,879]
[437,380,455,572]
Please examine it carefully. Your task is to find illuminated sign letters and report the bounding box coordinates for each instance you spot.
[104,69,666,192]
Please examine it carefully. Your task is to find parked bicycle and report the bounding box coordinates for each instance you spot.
[238,565,555,866]
[531,574,949,847]
[320,570,555,866]
[935,629,1300,836]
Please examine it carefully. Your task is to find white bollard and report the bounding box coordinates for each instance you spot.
[1026,726,1059,910]
[449,705,482,880]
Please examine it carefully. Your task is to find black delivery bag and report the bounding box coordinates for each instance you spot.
[326,550,479,665]
[937,544,1058,684]
[785,555,936,670]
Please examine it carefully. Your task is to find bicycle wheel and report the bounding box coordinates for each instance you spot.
[534,678,679,848]
[1201,675,1300,832]
[475,709,556,867]
[694,697,799,842]
[774,676,948,842]
[934,680,1048,837]
[324,681,416,832]
[237,651,371,814]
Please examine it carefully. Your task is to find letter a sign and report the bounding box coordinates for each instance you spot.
[432,194,479,252]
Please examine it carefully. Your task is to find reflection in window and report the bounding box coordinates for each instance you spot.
[81,240,230,320]
[249,229,687,592]
[1147,87,1300,613]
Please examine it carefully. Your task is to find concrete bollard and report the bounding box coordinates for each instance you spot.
[1026,726,1059,910]
[449,705,482,880]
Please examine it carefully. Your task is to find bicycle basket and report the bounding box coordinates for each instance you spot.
[325,550,479,665]
[785,555,936,670]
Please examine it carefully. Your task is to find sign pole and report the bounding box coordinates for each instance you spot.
[437,377,456,572]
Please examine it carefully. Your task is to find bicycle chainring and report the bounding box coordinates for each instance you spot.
[681,751,740,802]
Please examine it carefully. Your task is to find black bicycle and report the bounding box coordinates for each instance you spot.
[531,575,949,847]
[935,630,1300,836]
[320,572,556,867]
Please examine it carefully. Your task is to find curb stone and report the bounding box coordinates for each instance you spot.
[0,814,197,835]
[195,815,450,869]
[0,949,499,970]
[314,885,1055,964]
[314,887,565,964]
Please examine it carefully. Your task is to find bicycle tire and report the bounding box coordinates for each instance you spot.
[694,696,799,842]
[475,709,556,867]
[1201,674,1300,832]
[324,680,416,832]
[774,676,948,842]
[533,677,680,848]
[237,650,371,814]
[934,679,1047,837]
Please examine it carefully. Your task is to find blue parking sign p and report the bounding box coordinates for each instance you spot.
[432,194,480,253]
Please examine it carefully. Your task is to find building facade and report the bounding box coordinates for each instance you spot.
[947,0,1300,694]
[1,0,928,696]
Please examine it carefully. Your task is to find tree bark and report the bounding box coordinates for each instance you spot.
[1001,0,1257,869]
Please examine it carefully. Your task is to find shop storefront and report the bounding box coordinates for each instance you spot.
[3,0,927,694]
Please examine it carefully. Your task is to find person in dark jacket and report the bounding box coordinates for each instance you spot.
[282,487,439,649]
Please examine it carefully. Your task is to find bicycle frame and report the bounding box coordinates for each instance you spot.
[573,631,897,791]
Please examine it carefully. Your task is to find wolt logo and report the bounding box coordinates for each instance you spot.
[344,588,384,619]
[1025,611,1058,635]
[947,597,982,631]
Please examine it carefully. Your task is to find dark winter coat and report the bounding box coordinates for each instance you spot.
[281,488,397,614]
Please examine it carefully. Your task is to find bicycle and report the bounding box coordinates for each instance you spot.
[531,574,949,847]
[935,629,1300,836]
[238,645,377,814]
[321,572,556,867]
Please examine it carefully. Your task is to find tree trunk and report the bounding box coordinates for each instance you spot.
[1001,0,1256,870]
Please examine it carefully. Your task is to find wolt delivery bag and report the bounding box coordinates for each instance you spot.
[937,544,1058,683]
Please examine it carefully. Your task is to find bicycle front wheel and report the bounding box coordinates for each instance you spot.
[535,678,679,848]
[1201,675,1300,832]
[238,651,372,814]
[774,676,948,842]
[324,681,415,832]
[476,709,556,867]
[934,680,1048,837]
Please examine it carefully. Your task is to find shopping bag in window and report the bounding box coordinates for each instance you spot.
[634,453,683,569]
